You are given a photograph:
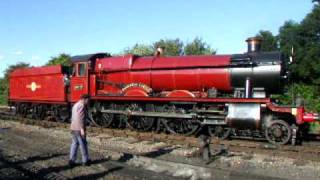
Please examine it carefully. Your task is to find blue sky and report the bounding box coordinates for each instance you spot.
[0,0,314,77]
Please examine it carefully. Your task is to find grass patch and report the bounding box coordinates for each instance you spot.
[0,94,7,105]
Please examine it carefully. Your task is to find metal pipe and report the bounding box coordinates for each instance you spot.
[100,109,196,119]
[245,77,252,98]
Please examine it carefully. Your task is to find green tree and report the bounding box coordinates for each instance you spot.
[46,53,71,66]
[153,38,183,56]
[123,38,217,57]
[256,30,279,51]
[0,78,6,105]
[273,83,320,112]
[297,4,320,84]
[278,21,300,55]
[124,43,154,56]
[278,21,302,83]
[0,62,30,105]
[184,37,216,55]
[256,1,320,133]
[3,62,30,82]
[278,5,320,84]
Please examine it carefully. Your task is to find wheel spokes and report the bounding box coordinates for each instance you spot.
[163,119,200,136]
[265,120,292,145]
[126,104,155,131]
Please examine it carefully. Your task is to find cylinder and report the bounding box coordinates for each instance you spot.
[245,77,252,98]
[246,37,262,53]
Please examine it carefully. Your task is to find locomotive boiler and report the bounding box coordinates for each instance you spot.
[89,37,285,99]
[8,37,319,145]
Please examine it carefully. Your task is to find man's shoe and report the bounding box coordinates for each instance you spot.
[82,159,91,166]
[68,160,76,167]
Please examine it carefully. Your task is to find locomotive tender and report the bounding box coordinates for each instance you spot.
[8,37,319,145]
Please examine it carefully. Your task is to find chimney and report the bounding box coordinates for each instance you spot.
[246,37,262,53]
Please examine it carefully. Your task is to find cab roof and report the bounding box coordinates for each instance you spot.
[71,53,110,63]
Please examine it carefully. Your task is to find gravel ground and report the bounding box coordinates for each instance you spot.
[0,121,182,180]
[0,120,320,180]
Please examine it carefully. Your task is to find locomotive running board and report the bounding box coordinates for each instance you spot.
[100,109,227,125]
[101,109,196,119]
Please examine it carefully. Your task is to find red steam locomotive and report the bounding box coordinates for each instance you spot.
[8,37,319,145]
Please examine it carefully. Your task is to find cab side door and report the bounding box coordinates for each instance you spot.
[70,62,89,102]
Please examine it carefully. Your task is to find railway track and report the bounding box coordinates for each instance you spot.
[1,108,320,162]
[1,117,290,180]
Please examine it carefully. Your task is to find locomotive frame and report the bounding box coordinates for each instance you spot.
[8,38,319,145]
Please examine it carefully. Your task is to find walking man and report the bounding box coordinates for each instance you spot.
[69,94,91,166]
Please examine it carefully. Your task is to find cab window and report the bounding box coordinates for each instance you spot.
[77,63,86,77]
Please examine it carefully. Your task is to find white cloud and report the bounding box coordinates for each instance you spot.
[0,55,4,60]
[14,50,23,55]
[31,55,40,61]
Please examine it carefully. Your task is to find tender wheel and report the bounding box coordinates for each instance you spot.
[265,120,292,145]
[17,104,28,117]
[126,104,155,131]
[14,104,21,116]
[53,106,70,122]
[208,126,232,140]
[32,105,46,120]
[162,118,200,136]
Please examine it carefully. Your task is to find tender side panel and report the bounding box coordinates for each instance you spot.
[9,66,66,102]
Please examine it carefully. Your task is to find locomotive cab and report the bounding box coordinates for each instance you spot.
[69,53,109,102]
[70,61,89,102]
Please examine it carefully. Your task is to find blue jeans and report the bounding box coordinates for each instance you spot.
[69,131,89,163]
